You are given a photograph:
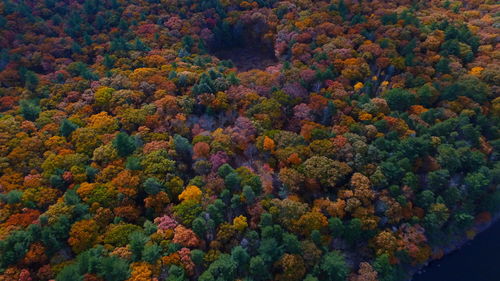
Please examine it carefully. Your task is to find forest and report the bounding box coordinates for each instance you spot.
[0,0,499,280]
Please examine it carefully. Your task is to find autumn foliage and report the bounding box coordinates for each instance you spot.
[0,0,498,280]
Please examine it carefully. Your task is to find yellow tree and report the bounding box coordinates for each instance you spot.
[68,219,100,253]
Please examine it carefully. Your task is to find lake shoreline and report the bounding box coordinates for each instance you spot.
[408,212,500,280]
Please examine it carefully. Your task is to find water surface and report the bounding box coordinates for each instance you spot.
[413,221,500,281]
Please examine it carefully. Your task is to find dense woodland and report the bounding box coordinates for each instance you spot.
[0,0,499,280]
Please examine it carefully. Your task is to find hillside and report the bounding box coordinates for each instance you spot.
[0,0,499,280]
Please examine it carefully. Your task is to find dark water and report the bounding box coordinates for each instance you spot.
[412,221,500,281]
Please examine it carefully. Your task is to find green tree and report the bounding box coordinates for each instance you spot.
[218,163,234,178]
[134,38,150,51]
[428,169,450,192]
[437,144,462,173]
[142,243,162,263]
[231,246,250,275]
[242,185,256,204]
[56,265,83,281]
[24,70,39,91]
[99,256,130,281]
[225,172,241,191]
[60,119,79,137]
[417,190,436,209]
[166,265,186,281]
[174,134,193,161]
[317,251,348,281]
[344,218,363,246]
[192,217,206,238]
[417,84,436,107]
[283,232,301,254]
[373,254,400,281]
[191,249,205,267]
[143,177,162,195]
[129,231,148,261]
[436,57,450,74]
[303,275,319,281]
[113,132,136,157]
[20,100,40,121]
[384,88,415,111]
[200,254,237,281]
[0,229,34,270]
[126,156,142,170]
[464,170,491,199]
[249,255,270,281]
[328,217,344,238]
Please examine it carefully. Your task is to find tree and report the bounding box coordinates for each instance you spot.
[102,223,141,247]
[437,144,461,173]
[142,243,162,263]
[304,275,319,281]
[99,255,130,281]
[384,89,415,112]
[134,38,150,52]
[317,251,348,281]
[192,217,206,238]
[464,171,490,199]
[113,132,137,157]
[233,215,248,232]
[143,177,163,195]
[295,210,328,236]
[424,203,450,233]
[129,231,149,261]
[345,218,363,245]
[200,254,237,281]
[56,247,130,281]
[174,134,193,161]
[94,86,114,107]
[172,225,201,248]
[173,199,202,226]
[166,265,186,281]
[68,219,99,253]
[242,185,256,204]
[60,119,79,137]
[231,246,250,274]
[56,265,83,281]
[0,228,35,270]
[428,169,450,192]
[417,84,437,107]
[328,217,344,238]
[225,172,241,191]
[283,232,301,254]
[454,75,489,103]
[436,57,450,74]
[276,253,306,281]
[302,156,352,189]
[24,70,39,91]
[141,150,175,179]
[249,255,270,281]
[20,100,40,121]
[351,262,378,281]
[373,254,400,281]
[126,156,142,170]
[178,185,202,202]
[127,262,153,281]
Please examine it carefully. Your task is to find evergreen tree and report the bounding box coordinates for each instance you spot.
[317,251,348,281]
[60,119,79,137]
[20,100,40,121]
[113,132,136,157]
[24,70,39,91]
